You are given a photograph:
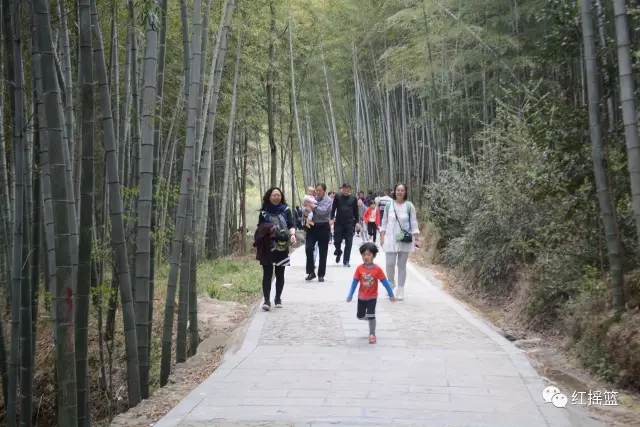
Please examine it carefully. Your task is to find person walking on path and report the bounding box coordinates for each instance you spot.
[254,187,297,311]
[328,192,336,243]
[379,183,420,301]
[304,183,333,282]
[331,183,360,267]
[346,242,396,344]
[357,190,368,208]
[377,189,393,223]
[363,200,381,243]
[357,198,367,241]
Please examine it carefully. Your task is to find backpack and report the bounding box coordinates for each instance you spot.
[263,209,290,251]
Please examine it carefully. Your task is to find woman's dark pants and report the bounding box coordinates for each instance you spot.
[262,265,285,302]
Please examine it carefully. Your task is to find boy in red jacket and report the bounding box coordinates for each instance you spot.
[347,243,395,344]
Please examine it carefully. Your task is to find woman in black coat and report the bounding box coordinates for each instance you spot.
[254,187,296,311]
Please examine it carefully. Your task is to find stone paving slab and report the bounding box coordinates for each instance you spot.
[156,235,602,427]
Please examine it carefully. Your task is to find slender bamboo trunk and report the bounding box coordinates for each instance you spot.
[580,0,625,310]
[33,0,80,424]
[91,0,142,405]
[216,31,243,258]
[75,0,94,424]
[161,0,203,383]
[267,0,277,188]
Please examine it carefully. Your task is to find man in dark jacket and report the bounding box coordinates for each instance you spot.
[331,183,360,267]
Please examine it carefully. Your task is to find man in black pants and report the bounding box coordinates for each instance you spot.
[331,183,360,267]
[304,183,333,282]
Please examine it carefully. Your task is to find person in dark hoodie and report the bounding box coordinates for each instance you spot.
[253,187,296,311]
[331,183,360,267]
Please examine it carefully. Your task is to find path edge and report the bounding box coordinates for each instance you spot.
[406,261,585,426]
[153,301,267,427]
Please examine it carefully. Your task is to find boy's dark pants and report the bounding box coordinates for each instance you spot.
[357,298,377,335]
[357,298,377,319]
[367,222,377,243]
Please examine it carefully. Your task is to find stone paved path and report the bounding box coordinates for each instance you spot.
[156,235,603,427]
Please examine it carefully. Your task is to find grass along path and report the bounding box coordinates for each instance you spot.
[107,255,264,427]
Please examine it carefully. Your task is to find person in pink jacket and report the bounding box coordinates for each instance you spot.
[362,200,381,243]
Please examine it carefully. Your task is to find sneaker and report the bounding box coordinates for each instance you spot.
[262,301,271,311]
[336,254,341,263]
[344,263,350,268]
[275,299,282,308]
[396,287,404,301]
[318,277,325,282]
[305,273,317,281]
[369,335,376,344]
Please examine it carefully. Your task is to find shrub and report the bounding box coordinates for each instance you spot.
[422,85,640,390]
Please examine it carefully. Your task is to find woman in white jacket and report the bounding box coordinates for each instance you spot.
[379,183,420,300]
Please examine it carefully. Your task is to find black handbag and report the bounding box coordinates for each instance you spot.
[393,202,414,243]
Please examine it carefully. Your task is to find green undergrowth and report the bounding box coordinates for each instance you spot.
[153,255,263,303]
[200,256,263,302]
[418,89,640,393]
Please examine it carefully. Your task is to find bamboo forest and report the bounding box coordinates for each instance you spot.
[1,0,640,425]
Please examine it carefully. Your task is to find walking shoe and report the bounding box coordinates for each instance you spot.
[262,301,271,311]
[336,253,341,263]
[344,263,350,268]
[275,299,282,308]
[369,335,376,344]
[396,287,404,301]
[305,272,317,281]
[318,277,325,282]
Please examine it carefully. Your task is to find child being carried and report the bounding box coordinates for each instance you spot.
[302,186,317,228]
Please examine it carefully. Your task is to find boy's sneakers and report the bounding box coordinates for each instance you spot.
[369,335,376,344]
[262,301,271,311]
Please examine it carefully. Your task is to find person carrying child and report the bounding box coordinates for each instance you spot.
[302,186,318,227]
[346,242,395,344]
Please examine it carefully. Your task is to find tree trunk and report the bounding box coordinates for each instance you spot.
[216,31,243,256]
[161,0,203,384]
[580,0,625,310]
[90,0,142,405]
[33,0,79,424]
[267,0,277,188]
[75,0,94,423]
[612,0,640,256]
[135,6,159,399]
